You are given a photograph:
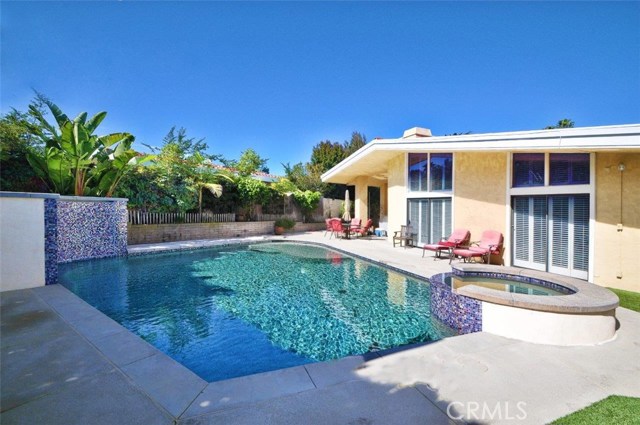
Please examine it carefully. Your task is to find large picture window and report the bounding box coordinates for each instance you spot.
[513,153,544,187]
[550,153,590,185]
[408,153,452,192]
[408,153,428,191]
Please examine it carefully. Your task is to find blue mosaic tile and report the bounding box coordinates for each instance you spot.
[429,273,482,334]
[56,200,128,263]
[44,198,58,285]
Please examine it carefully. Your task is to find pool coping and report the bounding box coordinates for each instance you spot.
[50,237,451,420]
[451,263,620,314]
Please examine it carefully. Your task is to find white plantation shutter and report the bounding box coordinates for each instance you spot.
[407,198,451,246]
[551,196,570,269]
[532,197,548,265]
[513,197,530,262]
[513,196,547,271]
[572,195,590,273]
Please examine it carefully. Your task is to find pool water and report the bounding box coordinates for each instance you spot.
[447,275,567,296]
[59,242,455,382]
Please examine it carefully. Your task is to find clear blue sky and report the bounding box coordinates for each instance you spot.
[2,1,639,176]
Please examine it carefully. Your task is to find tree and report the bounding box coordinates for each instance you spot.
[116,127,230,212]
[0,102,49,192]
[343,131,367,157]
[545,119,575,129]
[25,97,152,196]
[222,148,269,175]
[309,141,345,172]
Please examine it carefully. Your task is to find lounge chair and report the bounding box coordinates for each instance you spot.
[393,225,415,248]
[451,230,503,264]
[422,229,471,259]
[354,219,374,237]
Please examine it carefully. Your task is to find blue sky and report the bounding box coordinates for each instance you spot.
[2,1,639,176]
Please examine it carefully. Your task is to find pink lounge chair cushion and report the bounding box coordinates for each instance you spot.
[453,230,503,257]
[424,229,471,252]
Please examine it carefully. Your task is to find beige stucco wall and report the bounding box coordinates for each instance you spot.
[453,152,509,265]
[386,154,407,241]
[0,197,46,291]
[353,176,387,222]
[594,153,640,292]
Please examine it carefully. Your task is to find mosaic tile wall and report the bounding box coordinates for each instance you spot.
[56,199,128,264]
[44,198,58,285]
[430,273,482,334]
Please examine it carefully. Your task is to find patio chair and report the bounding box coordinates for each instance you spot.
[324,218,333,237]
[422,228,471,259]
[328,218,345,239]
[354,219,374,238]
[393,225,415,248]
[349,218,362,232]
[451,230,503,264]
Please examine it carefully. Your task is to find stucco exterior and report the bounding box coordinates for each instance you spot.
[453,152,509,265]
[386,154,407,242]
[0,197,46,291]
[322,124,640,291]
[594,152,640,291]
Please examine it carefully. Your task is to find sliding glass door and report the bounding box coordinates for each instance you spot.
[408,198,452,246]
[512,195,589,279]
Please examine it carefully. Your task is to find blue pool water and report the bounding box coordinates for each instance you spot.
[59,242,455,382]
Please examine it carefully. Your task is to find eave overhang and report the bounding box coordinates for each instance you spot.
[321,124,640,185]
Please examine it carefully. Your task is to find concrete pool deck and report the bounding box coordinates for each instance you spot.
[2,231,640,424]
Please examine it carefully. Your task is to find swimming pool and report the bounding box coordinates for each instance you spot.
[59,242,455,382]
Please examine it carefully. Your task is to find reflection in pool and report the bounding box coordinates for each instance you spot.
[59,242,455,382]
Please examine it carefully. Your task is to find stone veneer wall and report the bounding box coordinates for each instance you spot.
[128,221,325,245]
[56,198,128,263]
[429,272,482,334]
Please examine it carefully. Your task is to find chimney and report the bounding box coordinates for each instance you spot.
[402,127,432,138]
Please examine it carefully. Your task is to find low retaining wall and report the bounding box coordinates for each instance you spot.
[128,222,325,245]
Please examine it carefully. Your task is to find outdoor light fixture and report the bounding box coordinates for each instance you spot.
[618,163,626,172]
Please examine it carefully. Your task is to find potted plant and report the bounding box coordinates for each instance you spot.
[274,217,296,235]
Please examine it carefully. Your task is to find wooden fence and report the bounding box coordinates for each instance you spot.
[128,210,236,225]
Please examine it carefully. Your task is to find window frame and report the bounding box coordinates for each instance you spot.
[407,152,453,195]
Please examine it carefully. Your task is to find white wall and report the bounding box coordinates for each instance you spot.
[482,301,617,346]
[0,197,46,291]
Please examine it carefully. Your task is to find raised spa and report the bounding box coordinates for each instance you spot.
[430,263,619,346]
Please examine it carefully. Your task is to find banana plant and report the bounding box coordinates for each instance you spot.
[26,99,153,196]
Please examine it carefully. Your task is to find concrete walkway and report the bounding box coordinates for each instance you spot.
[2,231,639,424]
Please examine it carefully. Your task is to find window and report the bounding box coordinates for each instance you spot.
[513,153,544,187]
[430,153,453,191]
[408,153,428,191]
[408,198,452,245]
[550,154,590,185]
[408,153,452,192]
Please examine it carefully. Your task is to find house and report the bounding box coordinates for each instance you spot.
[321,124,640,292]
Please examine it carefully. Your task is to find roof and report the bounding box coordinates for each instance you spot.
[321,124,640,184]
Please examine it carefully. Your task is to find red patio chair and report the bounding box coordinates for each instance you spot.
[349,218,362,232]
[422,229,471,259]
[354,219,374,237]
[324,218,333,237]
[451,230,503,264]
[329,218,345,239]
